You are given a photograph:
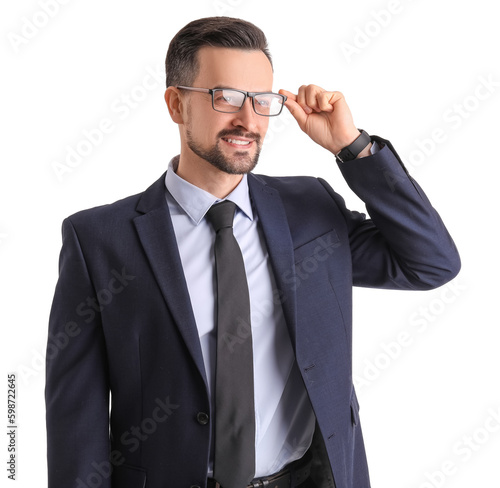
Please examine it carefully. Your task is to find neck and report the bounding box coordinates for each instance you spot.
[175,151,243,199]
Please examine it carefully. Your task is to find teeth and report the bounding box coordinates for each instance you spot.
[226,138,251,145]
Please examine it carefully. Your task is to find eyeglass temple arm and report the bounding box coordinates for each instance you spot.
[176,86,212,94]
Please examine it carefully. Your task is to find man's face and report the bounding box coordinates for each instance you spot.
[182,46,273,175]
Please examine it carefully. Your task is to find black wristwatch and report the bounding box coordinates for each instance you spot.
[335,129,371,163]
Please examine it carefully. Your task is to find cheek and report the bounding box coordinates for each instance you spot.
[259,120,270,138]
[186,101,221,137]
[190,113,219,141]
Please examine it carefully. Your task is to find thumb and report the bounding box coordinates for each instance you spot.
[279,89,308,130]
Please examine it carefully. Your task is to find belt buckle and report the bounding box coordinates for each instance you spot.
[212,481,270,488]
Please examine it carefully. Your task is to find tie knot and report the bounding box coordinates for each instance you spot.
[206,200,236,232]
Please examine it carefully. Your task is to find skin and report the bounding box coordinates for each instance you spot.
[164,46,371,199]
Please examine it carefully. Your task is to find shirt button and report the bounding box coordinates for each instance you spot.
[196,412,209,425]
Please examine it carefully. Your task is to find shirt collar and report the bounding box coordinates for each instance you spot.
[164,155,254,225]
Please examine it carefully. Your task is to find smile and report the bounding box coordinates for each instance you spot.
[222,138,253,147]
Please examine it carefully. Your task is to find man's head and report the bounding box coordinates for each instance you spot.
[165,16,272,89]
[164,17,277,179]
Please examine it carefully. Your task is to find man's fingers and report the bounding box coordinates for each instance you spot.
[279,89,308,129]
[296,85,314,114]
[305,86,323,112]
[279,89,296,101]
[279,87,347,134]
[317,91,336,112]
[298,84,324,113]
[279,86,357,152]
[298,85,343,114]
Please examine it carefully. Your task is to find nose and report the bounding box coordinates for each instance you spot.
[230,96,260,132]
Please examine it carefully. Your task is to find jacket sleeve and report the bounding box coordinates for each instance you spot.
[319,136,461,290]
[45,217,111,488]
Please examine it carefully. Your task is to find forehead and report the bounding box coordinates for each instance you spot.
[194,46,273,91]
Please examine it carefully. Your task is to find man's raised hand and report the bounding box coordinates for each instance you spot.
[279,85,365,155]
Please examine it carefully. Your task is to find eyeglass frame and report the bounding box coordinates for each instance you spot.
[176,86,287,117]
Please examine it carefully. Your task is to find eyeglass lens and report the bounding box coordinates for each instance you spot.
[213,89,284,116]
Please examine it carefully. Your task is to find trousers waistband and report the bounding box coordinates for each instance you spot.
[207,449,312,488]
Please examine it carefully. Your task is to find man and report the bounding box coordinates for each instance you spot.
[45,16,460,488]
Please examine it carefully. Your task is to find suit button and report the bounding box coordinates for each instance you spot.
[196,412,209,425]
[190,485,201,488]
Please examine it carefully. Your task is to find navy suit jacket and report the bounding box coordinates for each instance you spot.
[45,136,460,488]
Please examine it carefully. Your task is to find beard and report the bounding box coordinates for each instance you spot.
[186,127,263,175]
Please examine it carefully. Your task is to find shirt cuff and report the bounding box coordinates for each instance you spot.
[370,140,380,155]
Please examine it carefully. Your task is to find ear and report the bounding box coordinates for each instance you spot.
[164,87,184,124]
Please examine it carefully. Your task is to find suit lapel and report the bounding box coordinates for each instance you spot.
[132,171,299,382]
[133,172,208,390]
[248,173,298,349]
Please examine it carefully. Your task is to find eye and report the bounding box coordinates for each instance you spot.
[256,98,271,107]
[214,94,229,102]
[214,89,242,105]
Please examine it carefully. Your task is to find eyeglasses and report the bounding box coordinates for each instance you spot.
[177,86,287,117]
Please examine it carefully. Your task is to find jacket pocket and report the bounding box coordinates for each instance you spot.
[112,463,147,488]
[293,229,340,264]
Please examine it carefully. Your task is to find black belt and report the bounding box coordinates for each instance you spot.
[207,449,312,488]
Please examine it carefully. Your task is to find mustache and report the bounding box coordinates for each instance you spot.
[217,129,261,143]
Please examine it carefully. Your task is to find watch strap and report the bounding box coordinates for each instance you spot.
[335,129,371,163]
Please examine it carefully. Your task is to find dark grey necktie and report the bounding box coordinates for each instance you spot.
[206,200,255,488]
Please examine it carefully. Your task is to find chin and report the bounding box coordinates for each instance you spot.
[187,134,261,175]
[218,159,258,175]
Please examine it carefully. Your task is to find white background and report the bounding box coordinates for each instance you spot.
[1,0,499,486]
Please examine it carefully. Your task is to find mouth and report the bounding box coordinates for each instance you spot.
[221,137,254,149]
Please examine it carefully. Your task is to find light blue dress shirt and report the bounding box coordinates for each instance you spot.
[164,155,316,477]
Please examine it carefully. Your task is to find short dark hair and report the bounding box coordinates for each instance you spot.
[165,16,272,88]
